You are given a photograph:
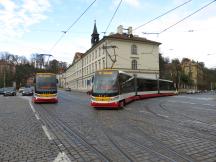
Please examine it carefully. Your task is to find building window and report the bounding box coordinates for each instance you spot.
[99,47,101,57]
[95,62,97,70]
[102,58,105,69]
[98,60,101,70]
[92,63,94,72]
[131,60,137,70]
[131,44,137,54]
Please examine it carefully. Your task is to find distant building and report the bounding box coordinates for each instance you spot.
[56,73,66,88]
[181,58,204,90]
[65,23,161,91]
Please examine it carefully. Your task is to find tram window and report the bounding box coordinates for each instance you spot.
[119,73,131,84]
[121,78,135,94]
[137,78,157,91]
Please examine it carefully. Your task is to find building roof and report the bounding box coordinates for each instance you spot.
[72,52,84,64]
[68,30,161,70]
[92,21,99,35]
[104,33,161,45]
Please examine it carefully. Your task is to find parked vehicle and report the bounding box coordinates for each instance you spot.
[22,88,33,96]
[0,88,5,95]
[18,87,25,93]
[3,87,16,96]
[186,89,196,94]
[65,87,71,91]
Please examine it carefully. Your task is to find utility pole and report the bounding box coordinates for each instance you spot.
[38,54,53,69]
[102,45,117,69]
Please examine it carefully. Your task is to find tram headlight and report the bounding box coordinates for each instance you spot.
[111,96,119,101]
[91,96,96,101]
[34,93,39,97]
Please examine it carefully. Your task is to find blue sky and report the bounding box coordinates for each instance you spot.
[0,0,216,68]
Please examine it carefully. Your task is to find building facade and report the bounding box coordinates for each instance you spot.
[181,59,204,90]
[65,24,161,91]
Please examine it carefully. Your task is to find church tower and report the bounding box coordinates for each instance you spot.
[91,20,99,47]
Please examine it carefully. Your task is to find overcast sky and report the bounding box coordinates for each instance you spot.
[0,0,216,68]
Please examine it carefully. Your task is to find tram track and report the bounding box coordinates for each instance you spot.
[41,97,134,162]
[121,100,216,161]
[126,101,216,146]
[33,92,216,162]
[41,93,187,161]
[60,93,187,161]
[158,101,216,137]
[96,110,195,162]
[124,99,216,142]
[60,92,199,161]
[34,103,111,162]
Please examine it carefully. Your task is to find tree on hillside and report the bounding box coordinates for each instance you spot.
[170,58,181,90]
[48,60,67,74]
[15,63,35,87]
[159,53,170,79]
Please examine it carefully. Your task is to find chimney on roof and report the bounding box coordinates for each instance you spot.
[128,26,132,35]
[117,25,123,34]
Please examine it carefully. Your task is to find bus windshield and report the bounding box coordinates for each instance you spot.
[93,71,119,95]
[36,74,57,92]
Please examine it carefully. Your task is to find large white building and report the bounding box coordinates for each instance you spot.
[65,24,161,91]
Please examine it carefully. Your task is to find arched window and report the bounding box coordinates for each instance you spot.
[131,60,137,70]
[131,44,137,54]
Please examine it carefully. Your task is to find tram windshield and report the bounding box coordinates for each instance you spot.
[93,71,119,95]
[36,74,57,92]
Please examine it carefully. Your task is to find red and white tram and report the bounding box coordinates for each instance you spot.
[90,70,176,108]
[32,73,58,103]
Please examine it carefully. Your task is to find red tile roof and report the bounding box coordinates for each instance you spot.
[105,33,161,45]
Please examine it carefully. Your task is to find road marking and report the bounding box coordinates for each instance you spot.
[42,125,53,140]
[190,106,216,111]
[35,113,40,120]
[203,103,216,107]
[174,96,213,101]
[53,152,71,162]
[168,100,216,107]
[156,114,169,118]
[29,100,36,113]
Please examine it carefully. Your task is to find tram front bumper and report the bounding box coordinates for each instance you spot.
[32,96,58,103]
[91,101,120,108]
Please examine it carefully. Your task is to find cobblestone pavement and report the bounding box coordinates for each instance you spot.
[1,92,216,162]
[0,95,59,162]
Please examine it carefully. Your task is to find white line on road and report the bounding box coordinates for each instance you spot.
[42,125,53,140]
[35,113,40,120]
[53,152,71,162]
[29,100,36,113]
[168,100,216,107]
[19,97,56,141]
[174,95,214,101]
[156,114,169,118]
